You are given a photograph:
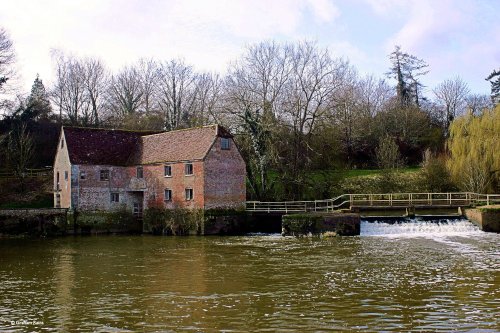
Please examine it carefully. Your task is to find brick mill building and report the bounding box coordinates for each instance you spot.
[53,125,246,215]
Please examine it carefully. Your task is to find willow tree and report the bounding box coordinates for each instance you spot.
[447,105,500,193]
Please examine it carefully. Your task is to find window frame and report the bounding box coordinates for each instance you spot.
[110,192,120,203]
[100,169,110,181]
[185,163,193,176]
[221,137,230,150]
[185,188,193,201]
[164,165,172,177]
[136,166,144,179]
[164,188,172,202]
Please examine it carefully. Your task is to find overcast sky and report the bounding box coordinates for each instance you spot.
[1,0,499,96]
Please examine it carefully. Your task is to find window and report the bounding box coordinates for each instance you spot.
[221,137,230,150]
[55,194,61,208]
[80,171,86,180]
[60,139,64,149]
[56,172,60,190]
[100,169,109,181]
[164,165,172,177]
[185,188,193,201]
[137,166,143,179]
[185,163,193,176]
[64,171,68,181]
[133,202,143,217]
[110,193,120,203]
[164,189,172,201]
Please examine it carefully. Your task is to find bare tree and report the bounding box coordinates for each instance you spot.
[224,41,292,199]
[192,72,223,125]
[136,58,159,114]
[433,76,470,134]
[50,53,90,125]
[282,41,350,194]
[82,57,108,126]
[107,65,144,117]
[7,123,34,191]
[0,27,15,91]
[157,59,197,130]
[465,93,492,115]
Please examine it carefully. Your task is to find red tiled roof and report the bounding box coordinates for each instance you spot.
[133,125,224,164]
[63,127,160,166]
[63,125,230,166]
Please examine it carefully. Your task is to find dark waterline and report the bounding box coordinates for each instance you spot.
[0,220,498,332]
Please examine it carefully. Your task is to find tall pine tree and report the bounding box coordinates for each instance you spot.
[386,46,429,107]
[25,74,52,120]
[485,69,500,106]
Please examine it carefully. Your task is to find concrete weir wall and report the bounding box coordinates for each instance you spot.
[463,207,500,233]
[282,213,361,236]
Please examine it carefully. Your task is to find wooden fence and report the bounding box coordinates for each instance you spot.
[0,167,53,179]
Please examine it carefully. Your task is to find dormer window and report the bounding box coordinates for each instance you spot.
[137,166,143,179]
[185,163,193,176]
[221,137,230,150]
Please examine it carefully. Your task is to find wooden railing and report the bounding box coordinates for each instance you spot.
[246,192,500,213]
[0,167,53,179]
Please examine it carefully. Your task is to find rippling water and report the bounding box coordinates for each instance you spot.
[0,219,498,332]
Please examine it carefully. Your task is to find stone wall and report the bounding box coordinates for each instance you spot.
[76,165,132,211]
[0,208,68,236]
[203,137,246,209]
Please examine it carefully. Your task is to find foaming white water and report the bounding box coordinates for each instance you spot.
[361,219,482,237]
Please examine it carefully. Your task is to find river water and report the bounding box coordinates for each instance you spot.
[0,219,498,332]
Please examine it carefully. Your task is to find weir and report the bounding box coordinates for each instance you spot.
[360,218,482,237]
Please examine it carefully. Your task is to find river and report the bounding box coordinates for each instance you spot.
[0,218,498,332]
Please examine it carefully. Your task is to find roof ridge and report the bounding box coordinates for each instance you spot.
[140,124,217,138]
[63,126,162,134]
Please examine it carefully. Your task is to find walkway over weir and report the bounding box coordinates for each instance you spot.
[246,192,500,214]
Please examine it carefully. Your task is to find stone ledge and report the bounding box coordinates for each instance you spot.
[463,206,500,233]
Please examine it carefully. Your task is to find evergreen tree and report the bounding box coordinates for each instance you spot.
[485,69,500,106]
[386,46,429,107]
[25,74,52,120]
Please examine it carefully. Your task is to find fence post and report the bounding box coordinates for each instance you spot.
[487,195,490,206]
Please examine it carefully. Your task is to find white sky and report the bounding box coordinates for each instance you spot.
[1,0,499,96]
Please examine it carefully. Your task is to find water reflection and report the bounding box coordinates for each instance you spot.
[0,223,498,332]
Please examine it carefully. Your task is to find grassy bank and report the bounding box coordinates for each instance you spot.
[0,177,53,209]
[262,167,426,201]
